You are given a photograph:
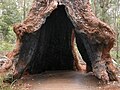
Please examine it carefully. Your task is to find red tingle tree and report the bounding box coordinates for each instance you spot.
[0,0,118,82]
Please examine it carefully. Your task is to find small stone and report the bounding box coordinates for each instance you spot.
[112,81,116,85]
[105,32,108,34]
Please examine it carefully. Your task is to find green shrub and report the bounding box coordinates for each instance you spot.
[110,50,120,67]
[0,41,15,52]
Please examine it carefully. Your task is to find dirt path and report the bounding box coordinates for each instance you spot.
[16,71,120,90]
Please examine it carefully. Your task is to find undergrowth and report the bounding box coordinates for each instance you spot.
[0,76,12,90]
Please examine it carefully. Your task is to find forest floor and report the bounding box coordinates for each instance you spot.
[12,71,120,90]
[0,53,120,90]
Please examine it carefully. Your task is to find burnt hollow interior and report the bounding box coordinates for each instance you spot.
[29,5,74,74]
[19,5,91,74]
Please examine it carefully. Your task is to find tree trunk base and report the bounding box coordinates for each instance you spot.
[0,0,118,83]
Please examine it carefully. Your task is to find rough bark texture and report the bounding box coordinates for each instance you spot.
[1,0,118,82]
[71,30,86,72]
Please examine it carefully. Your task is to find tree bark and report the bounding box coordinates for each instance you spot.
[1,0,118,83]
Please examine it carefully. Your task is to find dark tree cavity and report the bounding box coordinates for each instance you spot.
[27,5,74,74]
[0,0,118,83]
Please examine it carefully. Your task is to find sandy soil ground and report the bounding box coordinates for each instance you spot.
[14,71,120,90]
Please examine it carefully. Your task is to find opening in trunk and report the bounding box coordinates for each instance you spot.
[14,5,91,76]
[3,0,118,82]
[26,5,78,74]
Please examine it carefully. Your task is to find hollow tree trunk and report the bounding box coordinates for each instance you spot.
[1,0,118,82]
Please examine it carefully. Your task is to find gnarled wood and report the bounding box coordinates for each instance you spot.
[71,30,86,72]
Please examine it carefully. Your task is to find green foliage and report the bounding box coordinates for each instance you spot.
[0,0,33,52]
[111,49,120,69]
[6,26,16,43]
[0,0,21,41]
[0,0,22,24]
[0,0,33,41]
[0,41,14,51]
